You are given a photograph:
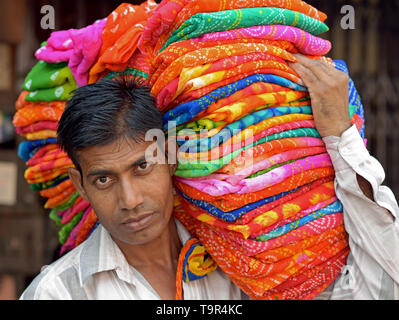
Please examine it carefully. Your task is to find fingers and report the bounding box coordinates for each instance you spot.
[288,61,319,87]
[293,54,333,80]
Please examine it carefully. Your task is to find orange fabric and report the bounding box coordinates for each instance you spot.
[75,209,98,247]
[45,185,77,209]
[176,180,336,239]
[141,0,327,59]
[40,179,74,198]
[175,238,198,300]
[13,102,66,128]
[218,137,325,175]
[170,70,306,108]
[174,199,348,300]
[88,1,157,83]
[150,40,298,93]
[175,167,335,212]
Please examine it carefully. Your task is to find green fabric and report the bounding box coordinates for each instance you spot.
[178,119,227,133]
[103,67,149,80]
[59,211,84,245]
[23,61,77,102]
[247,157,304,179]
[29,174,69,191]
[49,192,80,227]
[162,7,329,52]
[49,209,62,228]
[174,104,358,177]
[175,127,321,177]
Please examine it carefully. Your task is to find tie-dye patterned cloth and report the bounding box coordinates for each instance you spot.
[88,1,158,84]
[13,102,66,128]
[143,1,364,296]
[140,0,328,57]
[14,0,369,300]
[22,61,77,102]
[174,193,349,300]
[161,8,329,52]
[191,25,332,56]
[163,74,308,128]
[35,18,107,87]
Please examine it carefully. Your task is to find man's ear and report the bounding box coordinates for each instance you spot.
[68,167,89,202]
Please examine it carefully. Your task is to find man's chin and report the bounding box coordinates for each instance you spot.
[116,220,166,246]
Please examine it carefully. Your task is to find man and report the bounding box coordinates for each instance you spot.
[20,55,399,300]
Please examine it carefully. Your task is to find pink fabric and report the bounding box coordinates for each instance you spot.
[191,25,332,56]
[177,154,332,196]
[214,213,344,256]
[35,18,107,87]
[35,30,74,63]
[61,199,91,225]
[68,19,107,87]
[60,205,92,256]
[188,146,327,184]
[15,121,58,135]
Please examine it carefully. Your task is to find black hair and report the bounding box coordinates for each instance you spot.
[57,77,163,173]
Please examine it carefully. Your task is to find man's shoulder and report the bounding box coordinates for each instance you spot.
[20,242,86,300]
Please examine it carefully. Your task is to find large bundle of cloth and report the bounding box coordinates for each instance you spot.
[139,0,366,300]
[13,0,158,256]
[14,0,367,300]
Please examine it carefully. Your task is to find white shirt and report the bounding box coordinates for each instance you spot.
[20,219,244,300]
[20,125,399,300]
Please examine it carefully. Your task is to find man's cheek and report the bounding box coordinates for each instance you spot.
[87,189,116,217]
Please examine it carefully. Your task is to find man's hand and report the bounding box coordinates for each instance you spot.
[288,54,352,138]
[290,55,375,201]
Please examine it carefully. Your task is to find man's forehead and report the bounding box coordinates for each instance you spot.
[77,136,151,168]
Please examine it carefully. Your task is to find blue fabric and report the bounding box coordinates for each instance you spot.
[88,221,100,238]
[181,239,210,282]
[163,74,308,131]
[255,200,343,241]
[18,138,58,162]
[333,60,365,138]
[177,105,313,150]
[176,186,300,223]
[176,103,357,154]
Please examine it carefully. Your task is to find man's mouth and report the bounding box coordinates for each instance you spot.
[121,212,155,232]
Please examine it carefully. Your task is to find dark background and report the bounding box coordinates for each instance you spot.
[0,0,398,298]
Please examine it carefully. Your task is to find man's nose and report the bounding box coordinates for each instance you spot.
[118,177,145,211]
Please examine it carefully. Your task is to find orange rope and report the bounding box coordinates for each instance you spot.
[175,238,199,300]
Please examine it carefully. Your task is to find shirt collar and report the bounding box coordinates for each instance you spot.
[78,218,190,287]
[79,224,137,286]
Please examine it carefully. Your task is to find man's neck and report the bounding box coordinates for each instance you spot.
[112,219,183,271]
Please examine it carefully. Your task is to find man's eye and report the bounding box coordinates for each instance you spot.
[139,162,149,170]
[137,161,154,173]
[96,176,110,185]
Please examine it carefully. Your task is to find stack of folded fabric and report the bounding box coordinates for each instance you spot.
[13,60,96,256]
[13,0,158,256]
[140,0,366,300]
[89,0,158,84]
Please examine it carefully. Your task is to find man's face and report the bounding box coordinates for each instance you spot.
[69,136,175,246]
